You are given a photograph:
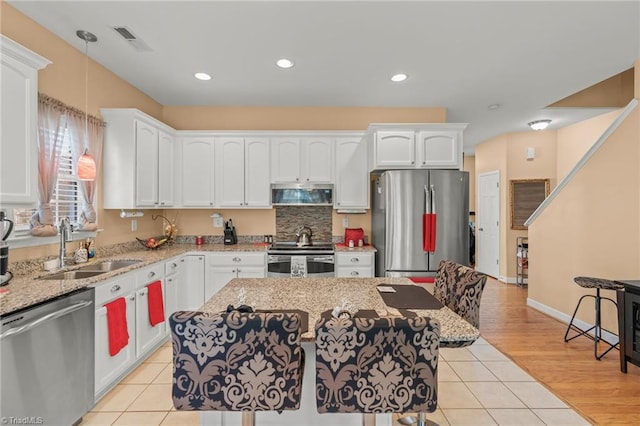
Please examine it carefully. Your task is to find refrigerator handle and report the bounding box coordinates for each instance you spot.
[430,184,436,213]
[424,185,430,214]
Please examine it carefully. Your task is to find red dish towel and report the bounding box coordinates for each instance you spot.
[423,213,437,252]
[147,280,165,327]
[105,297,129,357]
[409,277,435,284]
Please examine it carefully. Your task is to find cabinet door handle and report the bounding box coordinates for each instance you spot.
[168,278,173,283]
[148,271,156,279]
[129,296,135,301]
[232,257,241,262]
[171,262,177,268]
[350,258,359,263]
[199,257,203,261]
[110,284,121,293]
[180,259,185,263]
[236,269,241,273]
[350,271,359,276]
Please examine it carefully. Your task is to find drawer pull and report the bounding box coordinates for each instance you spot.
[171,262,177,268]
[148,271,155,278]
[232,257,241,262]
[110,284,121,293]
[350,258,359,263]
[129,296,135,301]
[350,271,359,276]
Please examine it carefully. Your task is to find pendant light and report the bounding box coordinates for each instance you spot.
[76,30,97,181]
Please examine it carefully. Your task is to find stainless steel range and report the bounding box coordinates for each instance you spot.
[267,242,334,277]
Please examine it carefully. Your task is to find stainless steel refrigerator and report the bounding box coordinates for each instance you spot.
[372,169,469,277]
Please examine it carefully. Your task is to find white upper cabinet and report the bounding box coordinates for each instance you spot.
[180,136,215,207]
[417,129,461,168]
[244,138,271,207]
[374,131,416,168]
[335,136,368,210]
[215,136,271,208]
[0,36,50,206]
[101,109,176,209]
[271,137,333,183]
[369,124,467,171]
[302,137,334,183]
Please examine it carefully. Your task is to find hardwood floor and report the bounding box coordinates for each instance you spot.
[479,278,640,425]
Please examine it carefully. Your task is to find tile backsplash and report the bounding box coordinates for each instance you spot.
[275,206,332,242]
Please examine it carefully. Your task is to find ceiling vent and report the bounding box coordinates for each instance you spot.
[111,26,152,52]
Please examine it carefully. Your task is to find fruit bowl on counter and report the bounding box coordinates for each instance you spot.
[136,214,178,250]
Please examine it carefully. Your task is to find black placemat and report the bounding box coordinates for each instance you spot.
[377,284,444,310]
[255,309,309,334]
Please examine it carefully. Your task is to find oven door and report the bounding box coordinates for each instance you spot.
[268,254,335,277]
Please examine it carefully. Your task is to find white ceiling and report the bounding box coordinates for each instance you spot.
[8,1,640,151]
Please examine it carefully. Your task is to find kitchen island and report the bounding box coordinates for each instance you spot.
[194,276,479,426]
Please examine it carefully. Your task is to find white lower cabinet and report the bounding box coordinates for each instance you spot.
[335,252,375,278]
[164,257,185,319]
[183,254,206,310]
[134,264,166,359]
[205,253,266,301]
[94,275,136,397]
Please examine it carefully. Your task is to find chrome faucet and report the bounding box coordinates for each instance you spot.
[59,217,73,268]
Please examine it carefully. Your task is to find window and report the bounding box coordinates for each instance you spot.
[12,125,81,234]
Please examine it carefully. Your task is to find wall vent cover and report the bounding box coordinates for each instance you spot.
[111,26,152,52]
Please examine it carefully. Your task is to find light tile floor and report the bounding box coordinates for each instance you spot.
[80,337,589,426]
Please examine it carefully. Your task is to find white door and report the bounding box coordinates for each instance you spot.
[477,171,500,278]
[135,120,159,207]
[157,130,174,207]
[271,138,301,182]
[183,255,205,310]
[215,137,245,207]
[302,137,333,183]
[335,137,368,209]
[181,137,215,206]
[244,138,271,207]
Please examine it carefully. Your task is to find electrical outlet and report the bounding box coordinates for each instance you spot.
[213,214,223,228]
[342,217,349,227]
[131,219,137,232]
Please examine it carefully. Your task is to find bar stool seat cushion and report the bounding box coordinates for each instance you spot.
[170,311,304,412]
[315,316,440,414]
[573,276,624,291]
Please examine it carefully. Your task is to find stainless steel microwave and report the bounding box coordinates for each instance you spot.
[271,183,333,206]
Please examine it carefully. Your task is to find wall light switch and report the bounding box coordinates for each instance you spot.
[131,219,137,232]
[342,217,349,227]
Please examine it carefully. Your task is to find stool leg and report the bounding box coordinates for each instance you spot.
[241,411,255,426]
[564,295,596,342]
[594,288,602,360]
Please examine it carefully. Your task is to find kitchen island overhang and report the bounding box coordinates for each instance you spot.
[189,276,479,426]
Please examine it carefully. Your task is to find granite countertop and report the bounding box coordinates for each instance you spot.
[0,243,269,317]
[201,277,479,344]
[0,242,378,317]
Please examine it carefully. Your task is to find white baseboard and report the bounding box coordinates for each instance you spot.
[499,276,526,285]
[526,298,618,345]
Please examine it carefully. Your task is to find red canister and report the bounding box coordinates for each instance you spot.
[195,235,204,245]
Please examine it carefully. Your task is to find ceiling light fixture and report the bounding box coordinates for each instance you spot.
[194,72,211,81]
[76,30,98,181]
[488,103,501,110]
[528,119,552,131]
[391,73,408,82]
[276,58,294,69]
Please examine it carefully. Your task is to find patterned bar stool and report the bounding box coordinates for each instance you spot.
[169,310,305,426]
[315,316,440,426]
[433,260,487,346]
[564,277,624,360]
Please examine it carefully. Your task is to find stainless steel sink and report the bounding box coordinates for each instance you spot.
[40,270,107,280]
[80,260,142,272]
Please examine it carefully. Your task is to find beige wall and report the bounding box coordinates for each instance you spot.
[527,108,639,332]
[475,131,557,280]
[556,109,623,179]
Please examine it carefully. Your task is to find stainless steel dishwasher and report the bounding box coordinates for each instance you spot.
[1,287,95,425]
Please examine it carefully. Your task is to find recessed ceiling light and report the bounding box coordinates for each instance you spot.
[528,119,552,130]
[194,72,211,81]
[391,73,408,82]
[488,103,501,110]
[276,58,295,69]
